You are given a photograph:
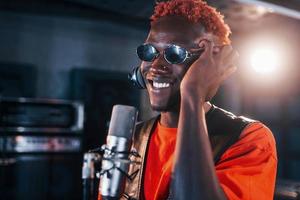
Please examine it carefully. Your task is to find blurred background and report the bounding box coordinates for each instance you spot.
[0,0,300,199]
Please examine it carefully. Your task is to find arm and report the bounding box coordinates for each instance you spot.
[172,40,238,199]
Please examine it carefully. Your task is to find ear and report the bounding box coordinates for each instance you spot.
[196,33,222,46]
[196,34,225,54]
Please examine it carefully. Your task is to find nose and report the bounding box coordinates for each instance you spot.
[150,54,171,75]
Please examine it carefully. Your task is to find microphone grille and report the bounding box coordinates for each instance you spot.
[108,105,138,139]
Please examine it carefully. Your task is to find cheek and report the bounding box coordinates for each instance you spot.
[173,65,190,81]
[140,62,150,76]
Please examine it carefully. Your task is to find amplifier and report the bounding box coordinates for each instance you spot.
[0,97,84,134]
[0,136,81,153]
[0,98,85,200]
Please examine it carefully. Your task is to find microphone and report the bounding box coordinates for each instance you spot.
[99,105,138,200]
[82,152,101,200]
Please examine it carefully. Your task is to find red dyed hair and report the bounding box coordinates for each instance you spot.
[151,0,231,44]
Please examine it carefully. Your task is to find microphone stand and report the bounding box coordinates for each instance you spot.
[82,152,101,200]
[82,145,141,200]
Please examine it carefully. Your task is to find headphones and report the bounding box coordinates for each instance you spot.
[128,67,146,89]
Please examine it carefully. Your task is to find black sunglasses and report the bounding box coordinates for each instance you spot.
[137,44,200,64]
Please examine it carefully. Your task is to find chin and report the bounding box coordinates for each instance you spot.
[150,104,169,112]
[148,92,181,113]
[150,101,180,113]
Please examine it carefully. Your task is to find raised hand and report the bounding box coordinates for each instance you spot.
[180,39,239,102]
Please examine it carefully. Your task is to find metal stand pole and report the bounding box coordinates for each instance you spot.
[82,153,101,200]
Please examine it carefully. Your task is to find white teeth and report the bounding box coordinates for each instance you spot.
[153,82,170,89]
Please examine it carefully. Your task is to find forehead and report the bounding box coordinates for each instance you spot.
[146,16,205,48]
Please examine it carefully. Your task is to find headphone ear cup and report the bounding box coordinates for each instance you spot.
[128,67,146,89]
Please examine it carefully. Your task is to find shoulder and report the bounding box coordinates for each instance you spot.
[223,122,277,161]
[206,105,256,148]
[133,116,159,138]
[206,105,256,134]
[241,122,277,154]
[208,105,277,161]
[135,116,159,131]
[215,123,277,200]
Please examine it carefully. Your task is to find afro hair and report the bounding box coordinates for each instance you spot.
[151,0,231,44]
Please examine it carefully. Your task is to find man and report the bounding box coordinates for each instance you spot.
[99,0,277,199]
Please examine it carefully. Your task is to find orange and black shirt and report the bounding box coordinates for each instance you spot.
[143,122,277,200]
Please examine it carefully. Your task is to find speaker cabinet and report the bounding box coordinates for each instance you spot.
[70,69,141,151]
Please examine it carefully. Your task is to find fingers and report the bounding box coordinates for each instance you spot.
[218,46,238,82]
[222,49,239,70]
[218,45,239,73]
[221,45,233,60]
[191,39,239,80]
[220,65,237,82]
[214,45,232,63]
[213,46,223,54]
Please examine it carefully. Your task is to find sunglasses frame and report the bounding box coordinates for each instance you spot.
[137,43,197,64]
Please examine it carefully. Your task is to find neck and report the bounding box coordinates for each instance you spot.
[160,111,179,128]
[159,102,212,128]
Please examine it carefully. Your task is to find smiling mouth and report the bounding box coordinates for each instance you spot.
[153,81,170,88]
[148,80,171,89]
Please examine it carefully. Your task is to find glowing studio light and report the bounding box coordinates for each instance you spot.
[250,48,280,74]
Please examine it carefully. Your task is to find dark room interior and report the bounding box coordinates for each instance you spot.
[1,0,300,199]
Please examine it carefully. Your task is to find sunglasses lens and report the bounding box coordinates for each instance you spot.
[137,44,158,62]
[164,45,188,64]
